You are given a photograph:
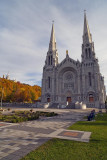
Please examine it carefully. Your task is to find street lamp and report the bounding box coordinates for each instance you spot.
[1,87,4,109]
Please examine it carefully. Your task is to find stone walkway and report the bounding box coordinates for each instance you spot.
[0,109,91,160]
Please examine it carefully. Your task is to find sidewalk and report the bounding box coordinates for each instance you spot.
[0,109,90,160]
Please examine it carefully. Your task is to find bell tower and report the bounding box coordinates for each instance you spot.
[45,22,58,67]
[42,22,59,103]
[81,11,96,62]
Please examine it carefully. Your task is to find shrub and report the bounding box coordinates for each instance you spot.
[12,110,15,113]
[0,110,57,123]
[30,109,33,112]
[45,112,58,117]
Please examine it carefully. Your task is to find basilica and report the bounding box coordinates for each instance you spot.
[41,12,106,108]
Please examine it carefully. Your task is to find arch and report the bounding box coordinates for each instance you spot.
[57,67,78,97]
[89,94,94,102]
[86,92,95,103]
[58,67,78,78]
[66,90,72,104]
[46,93,51,102]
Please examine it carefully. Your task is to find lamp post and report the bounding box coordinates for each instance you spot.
[1,87,4,109]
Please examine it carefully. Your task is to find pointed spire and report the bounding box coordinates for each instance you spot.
[49,21,56,51]
[83,10,92,43]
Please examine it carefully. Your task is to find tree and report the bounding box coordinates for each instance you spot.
[0,77,41,103]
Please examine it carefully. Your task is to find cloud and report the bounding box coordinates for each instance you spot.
[0,0,107,92]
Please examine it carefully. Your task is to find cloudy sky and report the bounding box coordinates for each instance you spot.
[0,0,107,90]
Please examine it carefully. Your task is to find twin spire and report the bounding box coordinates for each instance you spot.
[83,11,92,43]
[49,22,56,51]
[49,11,92,52]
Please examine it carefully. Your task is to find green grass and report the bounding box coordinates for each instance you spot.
[21,113,107,160]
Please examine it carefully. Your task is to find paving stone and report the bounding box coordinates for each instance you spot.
[1,145,11,148]
[17,145,28,149]
[11,147,20,150]
[1,148,11,152]
[0,157,9,160]
[7,125,54,134]
[1,154,15,159]
[0,109,90,160]
[8,143,16,146]
[2,154,22,160]
[8,156,20,160]
[13,150,29,156]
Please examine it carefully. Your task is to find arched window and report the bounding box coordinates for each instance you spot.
[88,72,92,86]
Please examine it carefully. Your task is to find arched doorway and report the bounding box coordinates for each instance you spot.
[66,91,72,104]
[67,97,72,103]
[89,94,94,102]
[87,92,95,103]
[47,97,50,102]
[46,94,51,102]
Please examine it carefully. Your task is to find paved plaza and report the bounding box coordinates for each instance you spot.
[0,109,91,160]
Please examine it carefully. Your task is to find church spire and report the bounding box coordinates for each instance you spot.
[45,22,58,67]
[83,11,92,44]
[49,21,56,51]
[82,11,96,62]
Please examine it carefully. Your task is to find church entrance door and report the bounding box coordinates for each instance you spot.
[47,98,50,102]
[67,97,71,103]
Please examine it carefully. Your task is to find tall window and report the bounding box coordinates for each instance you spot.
[88,48,91,58]
[51,55,53,65]
[85,49,88,58]
[48,77,50,88]
[88,72,92,86]
[48,56,50,65]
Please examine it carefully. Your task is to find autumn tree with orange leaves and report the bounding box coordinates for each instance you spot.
[0,78,41,103]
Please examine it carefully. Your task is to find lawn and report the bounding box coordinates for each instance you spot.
[21,113,107,160]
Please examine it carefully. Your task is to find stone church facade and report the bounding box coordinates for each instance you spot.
[41,13,106,108]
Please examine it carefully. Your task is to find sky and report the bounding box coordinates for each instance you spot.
[0,0,107,90]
